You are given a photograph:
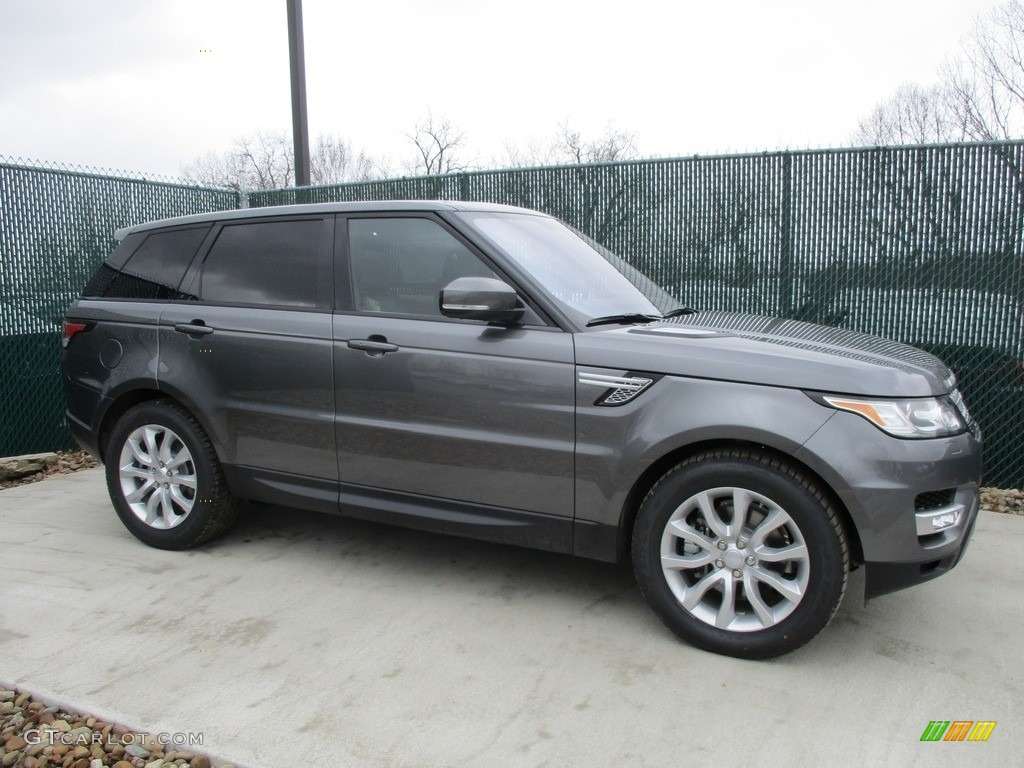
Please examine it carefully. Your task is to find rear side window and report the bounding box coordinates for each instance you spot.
[200,219,324,308]
[82,226,210,300]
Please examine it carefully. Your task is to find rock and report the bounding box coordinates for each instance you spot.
[145,760,165,768]
[2,751,22,768]
[0,690,15,702]
[4,736,27,751]
[73,745,91,758]
[0,702,12,715]
[14,692,30,708]
[0,452,59,481]
[52,718,71,732]
[113,762,136,768]
[189,757,211,768]
[91,760,104,768]
[125,743,150,759]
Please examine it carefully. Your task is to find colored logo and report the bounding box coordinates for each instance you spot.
[921,721,997,742]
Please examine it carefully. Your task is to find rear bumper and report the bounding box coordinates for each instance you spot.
[62,376,106,461]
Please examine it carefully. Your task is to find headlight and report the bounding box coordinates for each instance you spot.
[815,394,967,438]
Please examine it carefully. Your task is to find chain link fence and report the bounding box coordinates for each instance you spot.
[252,142,1024,487]
[3,145,1022,486]
[0,158,239,456]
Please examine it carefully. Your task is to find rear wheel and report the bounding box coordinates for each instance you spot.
[105,400,239,549]
[632,449,848,659]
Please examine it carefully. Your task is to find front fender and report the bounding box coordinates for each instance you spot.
[573,371,834,542]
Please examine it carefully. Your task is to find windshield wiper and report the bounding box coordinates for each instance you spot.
[586,313,662,327]
[662,307,699,318]
[586,307,699,327]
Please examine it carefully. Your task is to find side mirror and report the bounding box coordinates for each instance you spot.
[440,277,525,325]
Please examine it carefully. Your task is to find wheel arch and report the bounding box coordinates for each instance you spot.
[98,389,213,463]
[616,439,864,568]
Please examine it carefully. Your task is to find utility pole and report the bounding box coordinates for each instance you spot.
[286,0,311,187]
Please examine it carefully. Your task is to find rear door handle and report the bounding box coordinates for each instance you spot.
[348,338,399,356]
[174,322,214,337]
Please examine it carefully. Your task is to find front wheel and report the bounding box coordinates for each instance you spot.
[104,400,240,550]
[632,449,849,659]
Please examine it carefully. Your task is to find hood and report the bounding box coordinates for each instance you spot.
[574,311,955,397]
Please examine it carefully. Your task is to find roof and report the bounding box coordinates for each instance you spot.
[114,200,540,239]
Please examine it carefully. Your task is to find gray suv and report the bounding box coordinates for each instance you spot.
[62,201,981,659]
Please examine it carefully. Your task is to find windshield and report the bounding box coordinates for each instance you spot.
[457,212,676,323]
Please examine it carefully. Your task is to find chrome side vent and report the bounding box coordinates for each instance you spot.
[579,372,654,406]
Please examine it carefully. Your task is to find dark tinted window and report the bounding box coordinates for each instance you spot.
[83,227,208,300]
[122,227,210,289]
[349,218,496,317]
[104,231,146,270]
[201,220,323,307]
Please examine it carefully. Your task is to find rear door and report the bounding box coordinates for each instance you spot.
[159,215,337,499]
[332,214,576,548]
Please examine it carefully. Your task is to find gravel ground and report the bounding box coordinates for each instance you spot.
[0,689,233,768]
[1,451,1021,768]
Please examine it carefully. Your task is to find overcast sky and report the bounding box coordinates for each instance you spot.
[0,0,1003,179]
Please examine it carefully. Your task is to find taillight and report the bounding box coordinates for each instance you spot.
[62,320,92,344]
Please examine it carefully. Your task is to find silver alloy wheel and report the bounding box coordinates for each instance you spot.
[660,486,810,632]
[117,424,197,529]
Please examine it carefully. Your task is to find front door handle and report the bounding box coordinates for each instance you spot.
[174,322,214,337]
[348,337,399,356]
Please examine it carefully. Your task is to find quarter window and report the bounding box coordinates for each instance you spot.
[84,227,209,300]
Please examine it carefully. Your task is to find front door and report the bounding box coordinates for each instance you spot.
[332,215,575,544]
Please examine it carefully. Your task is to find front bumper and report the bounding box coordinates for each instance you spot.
[795,410,982,599]
[864,487,979,598]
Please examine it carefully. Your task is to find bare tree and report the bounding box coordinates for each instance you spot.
[854,1,1024,145]
[495,120,640,168]
[941,0,1024,140]
[182,131,387,190]
[404,111,471,175]
[309,133,386,184]
[556,120,639,163]
[853,83,963,145]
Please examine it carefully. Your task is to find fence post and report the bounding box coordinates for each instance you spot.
[779,151,794,317]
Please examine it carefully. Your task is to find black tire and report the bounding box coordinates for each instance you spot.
[631,448,848,659]
[104,400,240,550]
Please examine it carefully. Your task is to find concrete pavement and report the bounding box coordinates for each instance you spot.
[1,468,1020,767]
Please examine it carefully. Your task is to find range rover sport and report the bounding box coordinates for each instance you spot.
[62,201,982,659]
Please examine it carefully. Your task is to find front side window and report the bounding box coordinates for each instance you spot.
[201,219,323,307]
[348,217,497,317]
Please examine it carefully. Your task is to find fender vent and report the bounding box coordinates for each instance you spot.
[578,372,654,407]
